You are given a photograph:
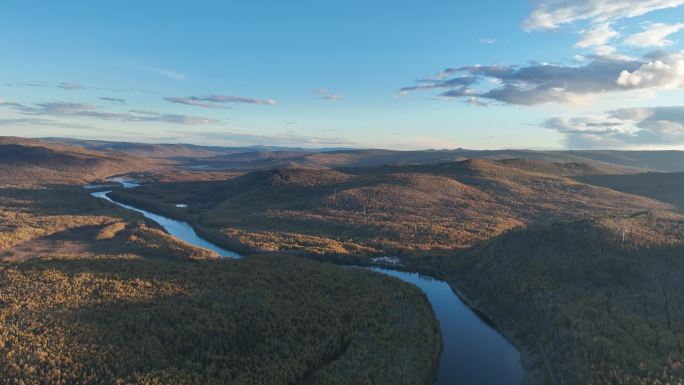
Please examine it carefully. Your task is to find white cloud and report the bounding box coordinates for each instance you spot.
[59,82,86,90]
[1,100,219,125]
[524,0,684,30]
[170,130,354,147]
[624,22,684,47]
[122,62,186,80]
[544,105,684,147]
[401,49,684,106]
[165,95,277,107]
[99,97,126,105]
[616,50,684,89]
[314,89,341,101]
[478,38,496,45]
[400,57,647,105]
[594,45,618,57]
[576,23,620,48]
[0,117,96,130]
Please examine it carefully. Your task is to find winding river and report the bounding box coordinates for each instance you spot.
[91,186,523,385]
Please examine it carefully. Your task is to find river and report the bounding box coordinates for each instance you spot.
[91,187,523,385]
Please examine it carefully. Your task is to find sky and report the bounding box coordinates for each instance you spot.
[1,0,684,150]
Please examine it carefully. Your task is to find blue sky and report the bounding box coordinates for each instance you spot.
[2,1,684,149]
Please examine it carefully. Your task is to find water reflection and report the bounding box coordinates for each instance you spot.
[371,267,523,385]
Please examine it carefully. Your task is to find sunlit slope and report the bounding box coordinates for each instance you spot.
[113,159,669,256]
[0,137,158,187]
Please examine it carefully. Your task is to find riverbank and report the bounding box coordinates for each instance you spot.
[447,278,558,385]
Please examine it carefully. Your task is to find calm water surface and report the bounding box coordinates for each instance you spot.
[92,185,523,385]
[371,267,523,385]
[91,190,239,258]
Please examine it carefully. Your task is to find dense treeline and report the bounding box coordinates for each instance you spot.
[0,255,440,385]
[0,183,441,385]
[115,161,684,384]
[447,214,684,385]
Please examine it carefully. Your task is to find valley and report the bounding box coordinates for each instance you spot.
[2,137,684,384]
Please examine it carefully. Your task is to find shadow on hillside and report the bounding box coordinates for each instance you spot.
[0,186,127,217]
[4,224,135,260]
[443,218,684,384]
[5,255,423,385]
[577,172,684,214]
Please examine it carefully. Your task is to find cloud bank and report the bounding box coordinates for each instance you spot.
[165,94,277,108]
[544,105,684,147]
[625,22,684,47]
[0,100,219,125]
[400,51,684,105]
[169,130,354,147]
[523,0,684,30]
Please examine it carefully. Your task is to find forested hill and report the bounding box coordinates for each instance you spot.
[0,155,441,385]
[113,158,684,384]
[448,213,684,385]
[0,137,158,187]
[111,159,670,256]
[577,172,684,213]
[40,136,684,172]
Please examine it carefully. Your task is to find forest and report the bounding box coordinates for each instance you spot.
[447,213,684,385]
[0,255,440,385]
[113,160,684,385]
[0,178,441,385]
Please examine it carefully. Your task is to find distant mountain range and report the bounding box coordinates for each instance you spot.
[41,136,684,172]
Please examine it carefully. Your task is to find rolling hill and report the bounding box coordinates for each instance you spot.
[185,148,651,172]
[112,159,684,385]
[41,136,684,173]
[0,137,159,187]
[577,172,684,213]
[111,159,670,256]
[0,137,441,385]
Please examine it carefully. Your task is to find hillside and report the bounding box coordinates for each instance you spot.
[41,137,246,159]
[41,137,684,172]
[113,159,684,384]
[41,137,331,160]
[448,213,684,385]
[185,148,646,173]
[1,255,440,385]
[0,180,440,385]
[494,158,637,176]
[0,137,158,187]
[578,172,684,213]
[112,159,669,256]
